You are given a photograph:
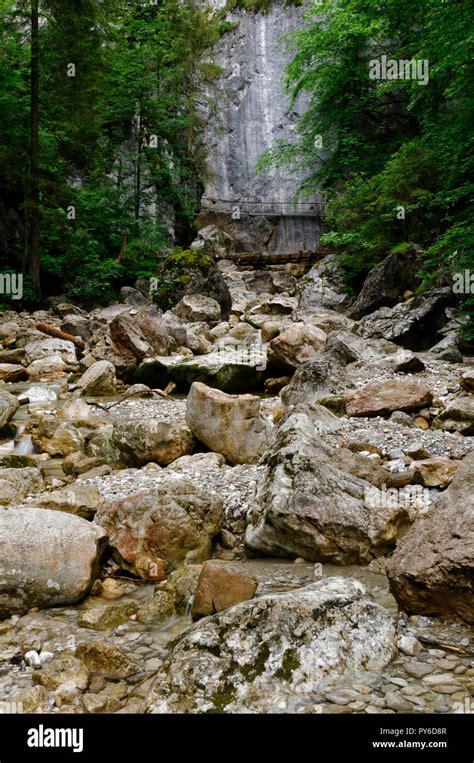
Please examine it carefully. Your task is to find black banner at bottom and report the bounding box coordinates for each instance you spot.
[0,712,471,761]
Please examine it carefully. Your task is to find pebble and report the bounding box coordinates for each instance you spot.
[401,685,427,697]
[389,676,409,688]
[24,650,41,668]
[352,684,373,696]
[404,661,433,678]
[434,685,461,694]
[348,701,366,711]
[398,635,422,657]
[422,673,458,687]
[385,692,414,712]
[324,689,363,705]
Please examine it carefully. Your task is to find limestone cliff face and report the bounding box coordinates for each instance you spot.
[198,1,323,254]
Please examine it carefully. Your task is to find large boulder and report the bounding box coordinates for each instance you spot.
[386,453,474,623]
[144,578,396,713]
[348,250,420,320]
[0,390,19,429]
[60,314,92,341]
[173,295,221,324]
[194,209,274,256]
[112,418,195,467]
[191,224,235,260]
[134,306,177,356]
[0,467,44,506]
[24,338,76,365]
[431,397,474,435]
[297,254,351,314]
[346,379,432,418]
[245,408,413,564]
[280,355,351,408]
[87,324,140,381]
[27,354,67,379]
[185,382,271,465]
[152,250,232,319]
[76,360,117,396]
[95,477,223,579]
[31,483,103,520]
[244,295,298,329]
[191,560,258,620]
[31,413,84,457]
[0,508,106,618]
[324,331,424,375]
[109,312,150,361]
[268,324,327,369]
[357,288,455,350]
[135,347,267,393]
[119,286,151,307]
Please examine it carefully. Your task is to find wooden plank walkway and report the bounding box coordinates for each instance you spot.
[223,251,317,266]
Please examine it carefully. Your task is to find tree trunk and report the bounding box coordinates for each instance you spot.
[29,0,41,295]
[118,228,129,263]
[134,110,142,239]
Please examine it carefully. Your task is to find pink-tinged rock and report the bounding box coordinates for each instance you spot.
[191,560,258,620]
[0,364,28,382]
[346,379,432,417]
[268,324,327,369]
[186,382,272,465]
[95,477,223,579]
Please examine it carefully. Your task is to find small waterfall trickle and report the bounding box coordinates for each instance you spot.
[13,425,35,456]
[184,594,195,619]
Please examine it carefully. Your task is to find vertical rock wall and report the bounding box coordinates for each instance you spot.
[198,1,323,254]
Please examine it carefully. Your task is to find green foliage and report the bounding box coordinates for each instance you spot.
[263,0,474,320]
[226,0,273,14]
[226,0,302,12]
[199,62,224,81]
[0,455,31,469]
[151,248,213,310]
[0,0,224,306]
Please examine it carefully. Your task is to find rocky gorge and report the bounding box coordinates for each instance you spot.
[0,239,472,715]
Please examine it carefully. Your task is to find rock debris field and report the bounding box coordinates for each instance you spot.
[0,245,472,714]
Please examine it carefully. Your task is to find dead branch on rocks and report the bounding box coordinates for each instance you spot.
[35,322,85,350]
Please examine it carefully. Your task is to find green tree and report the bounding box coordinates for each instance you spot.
[0,0,223,305]
[262,0,474,335]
